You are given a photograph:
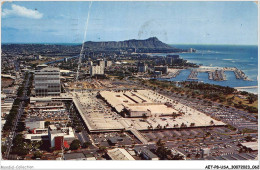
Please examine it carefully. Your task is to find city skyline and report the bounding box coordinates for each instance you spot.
[1,1,258,45]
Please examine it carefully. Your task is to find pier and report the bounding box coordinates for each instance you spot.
[208,70,227,81]
[188,70,198,80]
[223,67,250,81]
[188,68,227,81]
[233,69,249,80]
[161,69,181,79]
[208,72,213,80]
[211,70,227,81]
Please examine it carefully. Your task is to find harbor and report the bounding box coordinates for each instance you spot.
[187,67,249,82]
[161,66,252,83]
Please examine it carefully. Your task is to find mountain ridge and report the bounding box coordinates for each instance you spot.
[83,37,176,49]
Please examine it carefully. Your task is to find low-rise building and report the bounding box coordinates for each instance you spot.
[25,117,45,130]
[64,152,86,160]
[2,88,16,95]
[85,154,96,160]
[171,148,186,160]
[24,133,48,141]
[240,141,258,151]
[201,148,210,158]
[107,137,124,146]
[154,71,162,77]
[154,66,168,74]
[48,125,75,150]
[134,147,159,160]
[107,148,135,160]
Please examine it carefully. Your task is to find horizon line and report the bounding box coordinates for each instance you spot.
[1,42,258,46]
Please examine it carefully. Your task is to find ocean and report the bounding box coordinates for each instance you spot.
[159,45,258,94]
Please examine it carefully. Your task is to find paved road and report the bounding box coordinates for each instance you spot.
[4,73,30,159]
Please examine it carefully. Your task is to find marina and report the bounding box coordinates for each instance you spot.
[161,69,181,79]
[185,67,249,82]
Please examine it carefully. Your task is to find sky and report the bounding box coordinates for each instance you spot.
[1,1,258,45]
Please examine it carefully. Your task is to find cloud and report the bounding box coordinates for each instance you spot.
[2,4,43,19]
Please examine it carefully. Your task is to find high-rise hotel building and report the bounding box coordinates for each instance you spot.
[34,67,61,97]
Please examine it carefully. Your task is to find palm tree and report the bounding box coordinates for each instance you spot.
[156,139,164,147]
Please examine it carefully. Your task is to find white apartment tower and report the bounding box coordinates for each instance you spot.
[90,65,104,76]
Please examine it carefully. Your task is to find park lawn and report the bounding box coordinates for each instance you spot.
[29,56,65,65]
[121,60,137,64]
[224,94,258,109]
[234,96,258,108]
[29,60,48,65]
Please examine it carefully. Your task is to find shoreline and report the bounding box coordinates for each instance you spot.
[234,86,258,95]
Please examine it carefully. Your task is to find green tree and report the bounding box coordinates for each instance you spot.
[142,113,148,119]
[82,142,92,148]
[156,139,164,147]
[195,153,200,158]
[190,123,195,127]
[1,145,7,154]
[11,147,29,156]
[33,151,43,159]
[98,146,107,153]
[172,153,184,160]
[76,126,83,132]
[244,135,253,142]
[16,122,25,132]
[187,154,191,158]
[44,121,50,128]
[69,139,81,150]
[247,95,256,104]
[155,146,172,160]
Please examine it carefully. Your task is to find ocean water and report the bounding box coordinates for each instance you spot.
[159,45,258,93]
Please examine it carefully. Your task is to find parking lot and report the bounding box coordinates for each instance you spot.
[159,90,258,131]
[139,126,257,159]
[90,131,141,147]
